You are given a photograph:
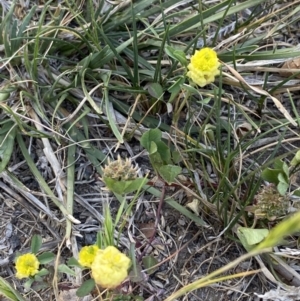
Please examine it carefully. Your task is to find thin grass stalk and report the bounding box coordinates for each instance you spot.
[16,134,78,223]
[0,276,28,301]
[131,2,140,88]
[65,142,76,246]
[164,248,269,301]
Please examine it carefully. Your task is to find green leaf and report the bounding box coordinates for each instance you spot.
[274,159,284,170]
[103,204,114,247]
[261,168,281,184]
[96,232,104,249]
[237,227,269,251]
[168,77,185,103]
[282,161,289,178]
[31,280,49,291]
[0,122,17,173]
[0,92,9,101]
[34,275,44,282]
[7,4,36,55]
[30,234,42,254]
[102,71,123,143]
[67,257,82,267]
[147,83,164,99]
[168,77,185,94]
[142,255,159,275]
[165,45,188,66]
[183,83,202,95]
[16,5,37,43]
[24,278,34,291]
[104,177,147,195]
[140,129,162,151]
[58,264,76,276]
[149,141,158,155]
[158,165,182,184]
[173,50,188,66]
[291,150,300,166]
[172,150,182,164]
[256,210,300,250]
[149,151,163,167]
[155,141,171,164]
[129,262,143,283]
[277,181,289,196]
[35,268,49,278]
[81,68,103,115]
[37,252,55,264]
[198,97,212,104]
[0,288,19,301]
[76,279,95,297]
[88,47,111,69]
[278,172,288,185]
[122,177,148,194]
[292,189,300,197]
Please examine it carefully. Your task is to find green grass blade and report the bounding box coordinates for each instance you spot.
[65,140,76,244]
[167,0,267,37]
[0,121,17,173]
[16,134,72,219]
[101,72,124,143]
[0,276,28,301]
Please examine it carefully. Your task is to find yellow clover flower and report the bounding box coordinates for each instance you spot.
[15,253,40,279]
[187,47,220,87]
[91,246,131,289]
[78,245,99,268]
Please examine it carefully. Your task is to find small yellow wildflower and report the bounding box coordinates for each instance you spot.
[91,246,131,289]
[15,253,40,279]
[187,47,220,87]
[78,245,99,268]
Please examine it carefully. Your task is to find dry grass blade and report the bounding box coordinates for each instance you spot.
[223,62,297,126]
[269,253,300,286]
[0,170,58,220]
[28,109,66,199]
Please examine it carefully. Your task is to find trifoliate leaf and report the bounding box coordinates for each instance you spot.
[158,165,182,184]
[140,129,162,151]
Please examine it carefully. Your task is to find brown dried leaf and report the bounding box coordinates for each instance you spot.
[139,222,156,239]
[280,57,300,78]
[235,122,252,138]
[186,199,200,215]
[58,289,93,301]
[223,62,297,126]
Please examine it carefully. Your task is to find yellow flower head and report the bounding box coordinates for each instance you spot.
[78,245,99,268]
[91,246,131,289]
[187,48,220,87]
[15,253,40,279]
